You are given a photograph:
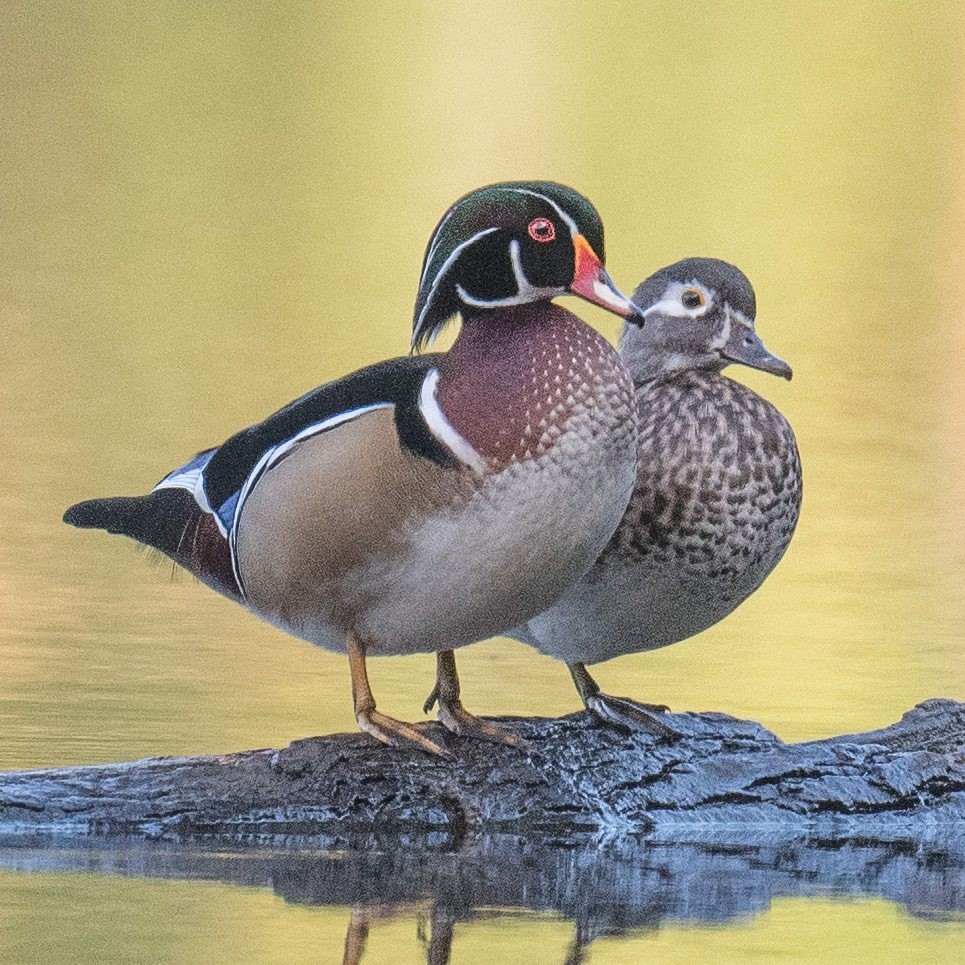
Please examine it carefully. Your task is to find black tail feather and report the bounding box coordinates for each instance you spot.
[64,491,241,601]
[65,496,153,535]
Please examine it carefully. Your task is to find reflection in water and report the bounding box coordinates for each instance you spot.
[0,831,962,963]
[343,905,453,965]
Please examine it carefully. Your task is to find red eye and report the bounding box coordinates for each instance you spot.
[527,217,556,243]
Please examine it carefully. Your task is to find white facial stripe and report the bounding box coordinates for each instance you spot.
[508,188,580,238]
[419,206,457,289]
[414,226,500,340]
[709,307,732,351]
[419,189,585,329]
[711,307,754,352]
[427,187,580,289]
[456,238,563,309]
[641,280,714,319]
[510,238,531,293]
[509,238,564,300]
[418,368,488,473]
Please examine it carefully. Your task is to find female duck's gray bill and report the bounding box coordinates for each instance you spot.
[722,323,792,380]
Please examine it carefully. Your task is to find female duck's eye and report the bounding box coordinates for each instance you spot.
[681,288,705,309]
[527,217,556,243]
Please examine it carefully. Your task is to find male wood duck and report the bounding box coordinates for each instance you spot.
[64,182,642,755]
[508,258,802,734]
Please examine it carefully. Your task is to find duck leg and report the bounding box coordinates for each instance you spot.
[562,928,588,965]
[342,906,369,965]
[568,662,678,739]
[426,904,455,965]
[423,650,524,746]
[347,634,448,756]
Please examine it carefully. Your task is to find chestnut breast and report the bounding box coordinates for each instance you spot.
[436,302,634,469]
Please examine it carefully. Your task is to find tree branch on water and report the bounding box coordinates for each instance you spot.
[0,699,962,840]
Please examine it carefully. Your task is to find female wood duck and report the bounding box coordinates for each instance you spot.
[64,182,642,755]
[509,258,802,735]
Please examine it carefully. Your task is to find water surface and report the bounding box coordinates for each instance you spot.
[0,832,962,965]
[1,1,963,961]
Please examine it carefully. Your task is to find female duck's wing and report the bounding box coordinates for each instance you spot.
[64,353,450,602]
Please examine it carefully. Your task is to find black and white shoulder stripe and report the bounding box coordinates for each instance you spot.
[152,354,485,592]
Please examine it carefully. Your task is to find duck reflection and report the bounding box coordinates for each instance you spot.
[342,904,453,965]
[341,902,656,965]
[0,831,962,963]
[342,904,593,965]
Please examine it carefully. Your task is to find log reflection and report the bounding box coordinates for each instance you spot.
[0,830,961,963]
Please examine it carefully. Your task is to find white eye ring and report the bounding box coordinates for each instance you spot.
[641,281,713,318]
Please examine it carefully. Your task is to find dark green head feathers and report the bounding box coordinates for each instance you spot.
[411,181,633,350]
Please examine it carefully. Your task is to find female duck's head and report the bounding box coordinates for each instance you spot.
[621,258,792,383]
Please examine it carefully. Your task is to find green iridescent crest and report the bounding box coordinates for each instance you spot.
[411,181,606,350]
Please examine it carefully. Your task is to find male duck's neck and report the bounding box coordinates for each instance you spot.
[435,302,615,467]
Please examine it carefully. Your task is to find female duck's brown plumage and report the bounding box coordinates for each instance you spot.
[64,181,642,754]
[510,258,802,733]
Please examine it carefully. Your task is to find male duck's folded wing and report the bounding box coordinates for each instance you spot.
[64,354,450,602]
[201,353,450,521]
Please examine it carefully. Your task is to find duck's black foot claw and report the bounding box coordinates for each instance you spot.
[423,684,440,715]
[586,693,679,740]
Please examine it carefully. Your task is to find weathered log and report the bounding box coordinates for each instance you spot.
[0,698,962,840]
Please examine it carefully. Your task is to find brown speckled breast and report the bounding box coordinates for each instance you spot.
[605,369,801,599]
[512,367,800,664]
[437,302,634,468]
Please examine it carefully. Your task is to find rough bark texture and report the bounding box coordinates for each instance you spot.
[0,698,962,840]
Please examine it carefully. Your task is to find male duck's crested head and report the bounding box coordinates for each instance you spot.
[621,257,792,383]
[412,181,637,350]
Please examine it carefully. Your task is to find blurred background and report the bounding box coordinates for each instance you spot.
[1,2,963,961]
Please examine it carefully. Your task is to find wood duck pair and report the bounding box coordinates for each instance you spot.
[65,182,642,756]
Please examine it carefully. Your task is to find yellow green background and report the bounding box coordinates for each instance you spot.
[1,1,963,961]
